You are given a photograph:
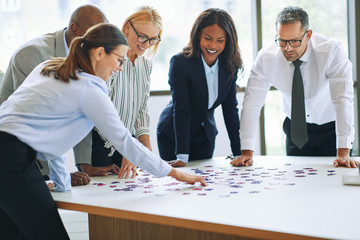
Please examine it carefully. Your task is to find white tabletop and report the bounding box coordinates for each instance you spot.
[52,156,360,240]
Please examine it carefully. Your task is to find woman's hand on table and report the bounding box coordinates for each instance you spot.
[118,157,138,179]
[47,182,54,191]
[168,168,207,186]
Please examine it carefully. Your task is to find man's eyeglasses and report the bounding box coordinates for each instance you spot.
[111,52,125,67]
[275,31,308,48]
[129,21,161,46]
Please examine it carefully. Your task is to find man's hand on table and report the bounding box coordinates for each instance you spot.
[230,150,253,167]
[70,171,91,186]
[168,159,186,167]
[333,148,359,168]
[79,163,120,177]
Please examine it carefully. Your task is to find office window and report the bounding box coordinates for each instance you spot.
[0,0,353,156]
[261,0,348,155]
[104,0,253,90]
[0,0,252,90]
[1,0,21,12]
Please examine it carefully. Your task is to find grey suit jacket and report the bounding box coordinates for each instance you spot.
[0,29,66,104]
[0,28,91,169]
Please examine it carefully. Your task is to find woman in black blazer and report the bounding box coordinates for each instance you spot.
[157,8,243,166]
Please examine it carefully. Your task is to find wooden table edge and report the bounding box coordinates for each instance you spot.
[56,201,328,240]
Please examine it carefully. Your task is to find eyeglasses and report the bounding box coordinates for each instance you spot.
[275,31,308,48]
[111,52,125,67]
[129,21,161,46]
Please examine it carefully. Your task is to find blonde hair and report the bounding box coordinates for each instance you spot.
[122,6,162,58]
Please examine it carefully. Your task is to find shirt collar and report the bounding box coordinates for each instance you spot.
[292,39,312,64]
[285,38,312,65]
[201,55,219,75]
[300,40,312,63]
[63,28,69,56]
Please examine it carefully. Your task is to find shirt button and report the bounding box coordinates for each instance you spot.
[201,122,205,126]
[307,115,310,117]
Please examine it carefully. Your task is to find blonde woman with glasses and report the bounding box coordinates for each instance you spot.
[76,6,163,178]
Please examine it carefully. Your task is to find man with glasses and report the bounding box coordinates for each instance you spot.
[231,6,357,168]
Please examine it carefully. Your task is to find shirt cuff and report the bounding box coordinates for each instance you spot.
[240,138,256,152]
[48,156,71,192]
[135,127,150,138]
[157,162,173,177]
[176,154,189,163]
[337,135,354,149]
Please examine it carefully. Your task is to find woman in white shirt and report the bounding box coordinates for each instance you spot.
[0,23,205,240]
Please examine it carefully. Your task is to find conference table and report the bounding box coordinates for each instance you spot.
[51,156,360,240]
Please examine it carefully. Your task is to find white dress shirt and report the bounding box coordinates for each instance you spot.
[0,62,172,192]
[202,55,219,109]
[63,28,69,55]
[241,33,354,151]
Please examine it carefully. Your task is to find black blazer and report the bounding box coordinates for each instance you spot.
[157,53,241,156]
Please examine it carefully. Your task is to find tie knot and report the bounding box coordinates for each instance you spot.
[293,59,303,68]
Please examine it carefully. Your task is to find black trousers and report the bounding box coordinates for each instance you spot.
[91,129,123,167]
[283,117,337,156]
[157,126,215,161]
[0,132,69,240]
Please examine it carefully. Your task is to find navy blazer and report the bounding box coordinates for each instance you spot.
[157,53,241,156]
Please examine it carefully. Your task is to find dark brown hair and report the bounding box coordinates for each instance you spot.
[183,8,243,81]
[41,23,128,82]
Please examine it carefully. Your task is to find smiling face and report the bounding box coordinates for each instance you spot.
[91,44,128,81]
[199,24,226,66]
[124,22,160,59]
[277,21,311,62]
